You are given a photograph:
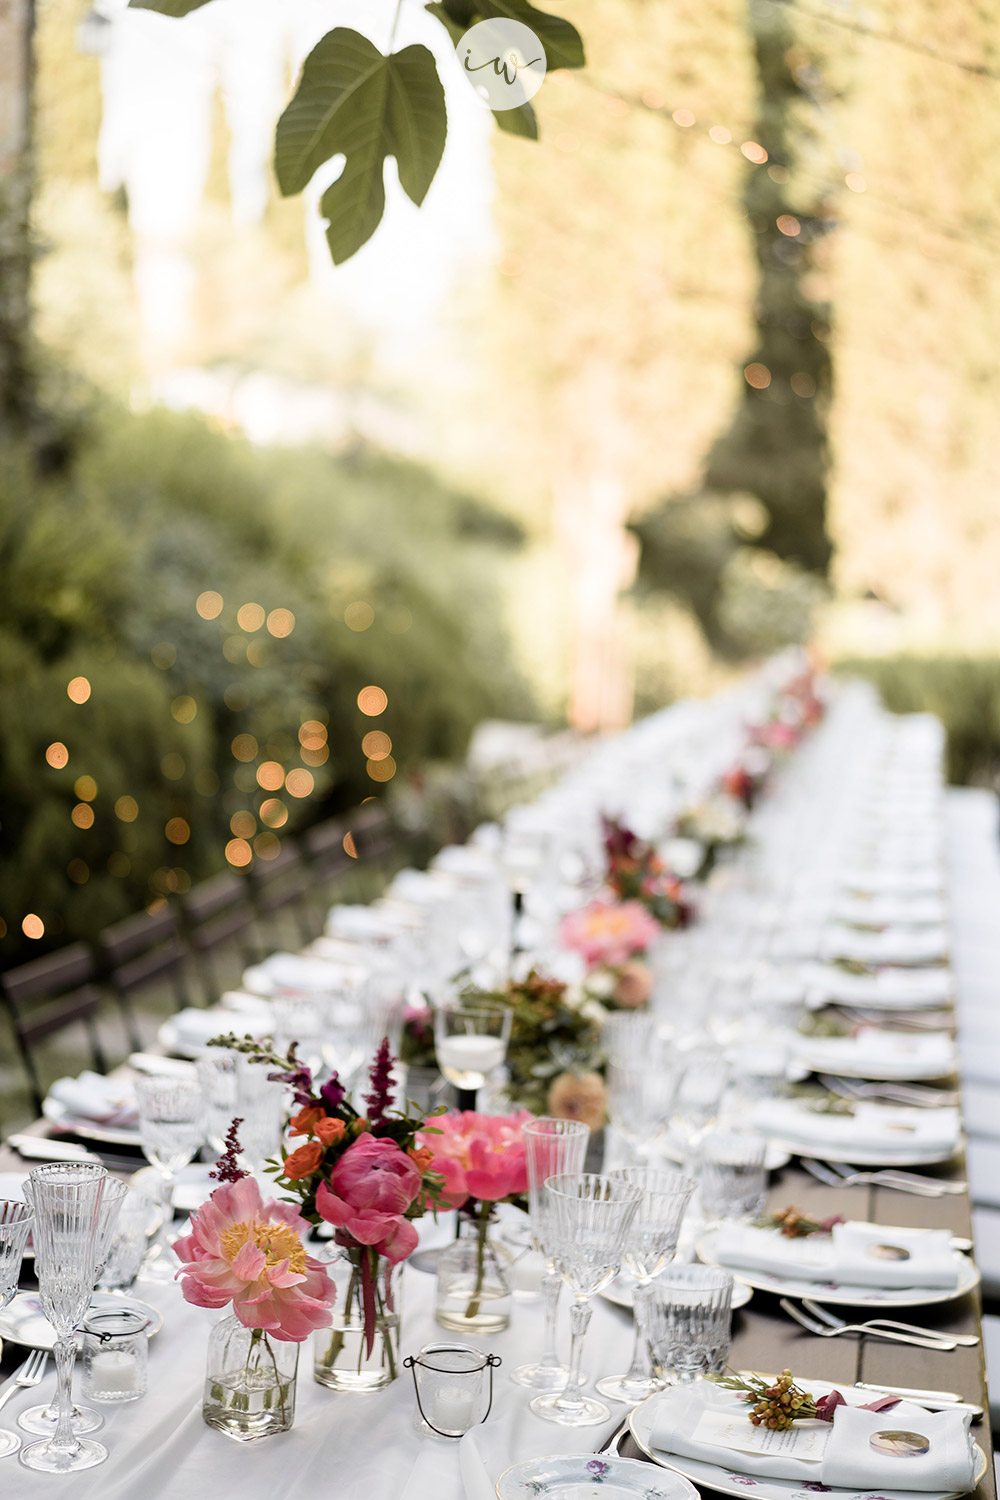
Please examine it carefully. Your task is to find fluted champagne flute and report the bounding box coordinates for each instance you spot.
[596,1167,695,1405]
[0,1201,33,1459]
[19,1175,127,1438]
[530,1173,641,1427]
[510,1118,590,1391]
[19,1165,107,1474]
[135,1075,204,1278]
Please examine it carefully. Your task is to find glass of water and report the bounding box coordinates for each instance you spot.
[135,1076,204,1280]
[699,1129,768,1223]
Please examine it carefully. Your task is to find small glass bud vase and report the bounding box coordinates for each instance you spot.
[203,1314,298,1441]
[434,1212,513,1335]
[314,1247,403,1392]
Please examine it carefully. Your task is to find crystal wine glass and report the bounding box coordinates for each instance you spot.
[19,1174,127,1439]
[529,1172,641,1427]
[135,1075,204,1279]
[510,1118,590,1391]
[595,1167,695,1405]
[19,1164,107,1474]
[434,998,511,1112]
[0,1201,33,1460]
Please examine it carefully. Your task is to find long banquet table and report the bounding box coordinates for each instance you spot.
[0,710,995,1498]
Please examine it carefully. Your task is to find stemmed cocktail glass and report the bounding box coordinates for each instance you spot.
[135,1075,204,1279]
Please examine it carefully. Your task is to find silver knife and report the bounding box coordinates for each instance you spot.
[854,1382,983,1419]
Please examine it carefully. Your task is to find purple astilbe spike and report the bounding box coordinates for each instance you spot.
[209,1117,249,1182]
[363,1036,395,1126]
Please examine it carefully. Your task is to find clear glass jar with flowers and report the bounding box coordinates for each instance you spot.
[212,1033,451,1393]
[173,1122,336,1441]
[415,1109,532,1335]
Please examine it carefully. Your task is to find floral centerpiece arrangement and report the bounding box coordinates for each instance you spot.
[415,1108,532,1334]
[601,816,695,931]
[464,969,604,1117]
[211,1032,450,1392]
[174,1119,337,1439]
[673,794,748,877]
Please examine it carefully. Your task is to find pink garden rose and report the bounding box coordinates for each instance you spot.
[416,1109,532,1208]
[173,1175,335,1342]
[559,898,660,969]
[315,1132,423,1264]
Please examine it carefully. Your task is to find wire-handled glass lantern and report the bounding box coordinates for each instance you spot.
[404,1343,501,1439]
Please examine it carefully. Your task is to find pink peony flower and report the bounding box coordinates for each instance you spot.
[315,1132,422,1264]
[559,898,660,969]
[173,1176,335,1342]
[416,1109,532,1207]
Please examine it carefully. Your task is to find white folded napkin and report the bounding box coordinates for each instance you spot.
[243,952,370,996]
[824,1403,977,1491]
[170,1007,234,1047]
[836,895,947,927]
[792,1029,956,1081]
[822,926,950,966]
[750,1098,961,1157]
[803,964,954,1009]
[46,1071,138,1127]
[711,1221,958,1290]
[830,1221,957,1289]
[840,866,945,897]
[457,1431,495,1500]
[651,1384,978,1492]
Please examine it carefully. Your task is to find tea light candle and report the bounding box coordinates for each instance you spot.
[430,1384,476,1433]
[90,1350,138,1395]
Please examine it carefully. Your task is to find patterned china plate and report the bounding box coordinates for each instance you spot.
[495,1453,700,1500]
[628,1382,987,1500]
[696,1228,980,1308]
[0,1292,163,1351]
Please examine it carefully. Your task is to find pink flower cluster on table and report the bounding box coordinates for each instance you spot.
[416,1109,532,1208]
[173,1176,335,1341]
[315,1132,423,1264]
[559,897,660,969]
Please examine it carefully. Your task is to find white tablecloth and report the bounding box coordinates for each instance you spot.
[2,1260,636,1500]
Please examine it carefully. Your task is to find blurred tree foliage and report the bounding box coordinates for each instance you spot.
[837,656,1000,788]
[0,403,530,964]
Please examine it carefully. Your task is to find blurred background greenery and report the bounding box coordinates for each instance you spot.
[2,0,1000,963]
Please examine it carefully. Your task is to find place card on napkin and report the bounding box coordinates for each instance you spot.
[830,1222,958,1290]
[692,1408,830,1462]
[651,1384,829,1481]
[823,1403,977,1492]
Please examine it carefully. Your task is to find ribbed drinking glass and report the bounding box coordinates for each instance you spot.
[529,1173,641,1427]
[510,1118,590,1391]
[135,1075,204,1279]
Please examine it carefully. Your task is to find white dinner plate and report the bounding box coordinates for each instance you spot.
[780,1137,961,1168]
[628,1380,987,1500]
[0,1293,163,1351]
[601,1270,754,1313]
[790,1039,957,1082]
[495,1453,700,1500]
[41,1097,143,1148]
[696,1227,981,1308]
[657,1135,791,1174]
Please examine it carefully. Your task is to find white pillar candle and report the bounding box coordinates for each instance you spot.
[90,1350,138,1394]
[430,1384,476,1432]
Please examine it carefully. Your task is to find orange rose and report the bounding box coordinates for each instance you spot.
[282,1140,324,1180]
[407,1146,434,1172]
[290,1104,325,1137]
[315,1117,346,1147]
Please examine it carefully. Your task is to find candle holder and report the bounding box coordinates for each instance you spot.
[82,1307,149,1403]
[404,1343,500,1439]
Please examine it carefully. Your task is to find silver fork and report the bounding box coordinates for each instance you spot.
[818,1076,959,1109]
[801,1298,978,1347]
[0,1350,49,1416]
[823,1160,967,1196]
[801,1158,951,1197]
[780,1298,958,1350]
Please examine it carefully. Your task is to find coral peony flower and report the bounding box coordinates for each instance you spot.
[173,1175,335,1341]
[315,1133,422,1264]
[560,899,660,969]
[547,1070,607,1132]
[613,959,652,1009]
[416,1110,532,1207]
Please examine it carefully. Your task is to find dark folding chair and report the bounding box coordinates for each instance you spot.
[180,871,260,1005]
[96,905,192,1050]
[244,843,316,947]
[347,801,398,863]
[300,815,353,888]
[0,943,108,1117]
